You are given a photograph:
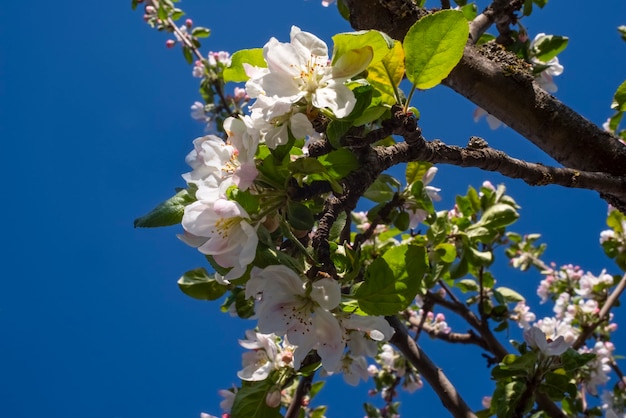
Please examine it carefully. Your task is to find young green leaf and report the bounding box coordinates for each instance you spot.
[177,268,228,300]
[366,41,405,105]
[611,80,626,112]
[223,48,265,83]
[134,187,196,228]
[531,35,568,63]
[332,30,394,68]
[355,244,426,315]
[404,10,469,89]
[230,380,282,418]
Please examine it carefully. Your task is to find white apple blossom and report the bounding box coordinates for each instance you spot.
[244,26,372,147]
[237,330,294,381]
[182,135,235,190]
[223,115,260,189]
[535,316,578,345]
[530,33,565,93]
[341,314,394,358]
[523,326,571,356]
[181,198,258,281]
[245,265,345,371]
[511,301,536,329]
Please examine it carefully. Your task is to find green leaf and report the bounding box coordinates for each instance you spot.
[177,268,228,300]
[318,149,359,179]
[230,380,282,418]
[466,246,493,266]
[332,30,394,68]
[366,41,405,105]
[394,210,410,231]
[223,48,265,83]
[355,244,426,315]
[326,119,353,148]
[611,80,626,112]
[191,27,211,38]
[459,3,477,20]
[404,10,469,89]
[456,278,479,292]
[364,174,400,202]
[228,188,260,215]
[619,25,626,42]
[287,201,315,231]
[531,35,568,63]
[134,187,196,228]
[405,161,432,186]
[434,243,456,263]
[471,203,519,230]
[182,46,193,64]
[495,286,525,302]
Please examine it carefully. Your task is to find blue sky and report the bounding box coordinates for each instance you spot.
[1,1,625,417]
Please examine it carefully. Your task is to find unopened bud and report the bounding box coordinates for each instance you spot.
[144,5,155,14]
[185,18,193,28]
[265,390,282,408]
[166,39,176,49]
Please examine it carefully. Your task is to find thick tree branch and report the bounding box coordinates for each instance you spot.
[397,136,626,198]
[387,315,478,418]
[344,0,626,210]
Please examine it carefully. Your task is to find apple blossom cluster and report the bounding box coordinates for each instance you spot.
[506,255,620,399]
[243,26,371,149]
[364,343,423,417]
[246,265,394,377]
[174,27,401,406]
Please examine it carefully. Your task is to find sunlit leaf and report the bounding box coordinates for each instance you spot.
[404,10,469,89]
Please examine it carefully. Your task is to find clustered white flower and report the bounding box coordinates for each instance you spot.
[524,259,620,397]
[177,27,395,393]
[245,265,394,377]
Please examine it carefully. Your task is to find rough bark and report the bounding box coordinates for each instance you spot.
[344,0,626,209]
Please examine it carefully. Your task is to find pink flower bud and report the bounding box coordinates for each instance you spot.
[185,18,193,28]
[144,5,155,14]
[166,39,176,49]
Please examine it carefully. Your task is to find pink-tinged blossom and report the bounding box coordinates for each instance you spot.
[474,107,505,130]
[245,265,345,371]
[523,326,571,356]
[182,135,235,189]
[223,115,260,189]
[581,341,615,395]
[191,101,208,121]
[181,198,258,281]
[511,301,536,329]
[482,396,492,409]
[214,387,236,413]
[237,330,294,382]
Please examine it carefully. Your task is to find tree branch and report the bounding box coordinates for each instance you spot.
[344,0,626,211]
[386,315,478,418]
